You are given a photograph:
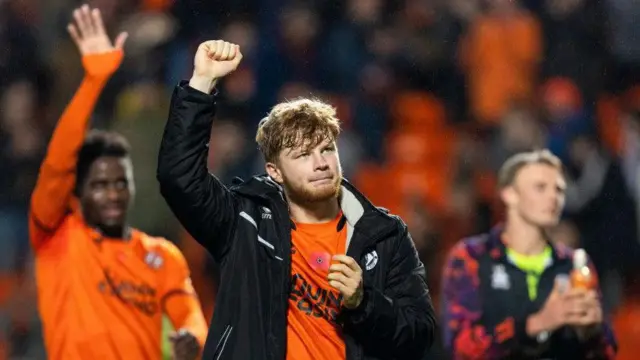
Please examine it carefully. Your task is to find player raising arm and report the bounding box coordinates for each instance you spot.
[30,5,207,360]
[158,40,436,360]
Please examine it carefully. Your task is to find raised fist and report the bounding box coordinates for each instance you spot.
[189,40,243,93]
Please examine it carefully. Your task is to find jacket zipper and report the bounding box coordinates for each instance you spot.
[345,222,396,360]
[214,325,233,360]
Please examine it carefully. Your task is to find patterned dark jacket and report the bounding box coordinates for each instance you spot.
[441,226,617,359]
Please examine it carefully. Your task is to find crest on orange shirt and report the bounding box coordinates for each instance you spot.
[144,251,164,269]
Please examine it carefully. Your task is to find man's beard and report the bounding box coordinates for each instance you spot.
[283,174,342,204]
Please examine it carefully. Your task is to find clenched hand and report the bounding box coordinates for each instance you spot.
[328,255,364,309]
[189,40,243,94]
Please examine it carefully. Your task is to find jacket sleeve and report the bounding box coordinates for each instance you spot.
[157,82,238,262]
[341,226,437,358]
[442,241,539,359]
[578,323,617,360]
[29,51,123,250]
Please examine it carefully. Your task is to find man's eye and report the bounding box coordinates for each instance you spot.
[93,181,107,189]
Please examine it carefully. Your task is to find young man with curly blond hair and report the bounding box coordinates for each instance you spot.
[157,40,437,359]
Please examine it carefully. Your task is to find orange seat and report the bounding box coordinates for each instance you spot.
[391,91,447,132]
[351,163,401,212]
[386,129,455,167]
[387,165,451,215]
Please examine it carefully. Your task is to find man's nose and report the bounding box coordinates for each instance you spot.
[106,186,122,201]
[312,153,329,170]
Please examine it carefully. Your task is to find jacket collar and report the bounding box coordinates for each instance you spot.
[231,175,397,238]
[486,224,573,263]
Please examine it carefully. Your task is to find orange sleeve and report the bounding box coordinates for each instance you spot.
[29,51,123,250]
[161,244,208,347]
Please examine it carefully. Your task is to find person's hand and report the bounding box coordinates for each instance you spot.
[565,289,602,325]
[169,329,200,360]
[328,255,364,309]
[189,40,243,94]
[564,288,603,341]
[527,277,572,335]
[67,5,127,56]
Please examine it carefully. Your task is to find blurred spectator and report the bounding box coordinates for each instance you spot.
[448,0,481,24]
[215,19,259,122]
[606,0,640,92]
[541,77,593,163]
[318,0,382,94]
[0,0,42,85]
[0,79,47,359]
[0,80,43,273]
[110,81,179,238]
[488,105,546,172]
[392,0,457,91]
[540,0,607,102]
[352,62,395,161]
[564,133,638,312]
[620,96,640,248]
[207,119,256,185]
[459,0,542,126]
[256,3,322,116]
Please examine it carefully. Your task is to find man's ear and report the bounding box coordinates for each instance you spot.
[500,186,517,207]
[265,162,283,184]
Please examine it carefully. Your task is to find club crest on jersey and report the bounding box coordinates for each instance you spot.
[491,264,510,290]
[364,250,378,271]
[144,251,164,269]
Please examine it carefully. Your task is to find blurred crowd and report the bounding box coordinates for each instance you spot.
[3,0,640,358]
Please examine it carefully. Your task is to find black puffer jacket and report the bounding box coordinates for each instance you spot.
[157,82,437,359]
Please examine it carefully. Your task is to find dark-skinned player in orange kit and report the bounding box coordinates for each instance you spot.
[29,5,207,360]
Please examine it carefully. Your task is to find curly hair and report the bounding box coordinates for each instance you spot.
[255,97,341,163]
